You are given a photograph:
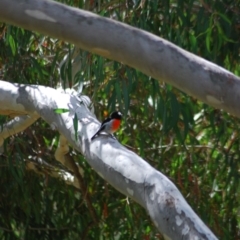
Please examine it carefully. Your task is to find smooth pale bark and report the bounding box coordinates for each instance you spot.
[0,80,217,239]
[0,0,239,118]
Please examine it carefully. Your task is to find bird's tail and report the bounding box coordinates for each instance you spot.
[91,130,100,141]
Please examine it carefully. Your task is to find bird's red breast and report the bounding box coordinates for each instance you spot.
[111,119,121,132]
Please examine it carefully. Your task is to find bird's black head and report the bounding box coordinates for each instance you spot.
[110,111,122,120]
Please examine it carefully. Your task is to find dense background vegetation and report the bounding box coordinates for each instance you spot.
[0,0,239,239]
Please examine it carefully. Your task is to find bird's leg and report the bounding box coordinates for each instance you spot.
[110,134,116,140]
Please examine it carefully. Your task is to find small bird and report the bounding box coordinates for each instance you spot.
[91,111,122,140]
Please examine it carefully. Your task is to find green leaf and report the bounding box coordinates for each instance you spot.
[122,80,129,114]
[9,34,16,55]
[170,92,179,128]
[67,51,72,82]
[206,28,212,52]
[73,113,78,141]
[54,108,69,114]
[115,81,121,107]
[216,12,231,24]
[30,56,44,79]
[189,33,197,52]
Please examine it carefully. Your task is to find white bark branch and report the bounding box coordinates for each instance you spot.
[0,114,39,146]
[26,158,80,189]
[0,80,217,239]
[0,0,239,118]
[55,135,84,176]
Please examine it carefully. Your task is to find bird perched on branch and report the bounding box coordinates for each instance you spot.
[91,111,122,140]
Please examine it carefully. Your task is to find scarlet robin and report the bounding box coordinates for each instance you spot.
[91,111,122,140]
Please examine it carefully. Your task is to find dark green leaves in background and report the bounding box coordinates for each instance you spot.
[0,0,239,239]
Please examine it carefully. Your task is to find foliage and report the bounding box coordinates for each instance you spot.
[0,0,240,239]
